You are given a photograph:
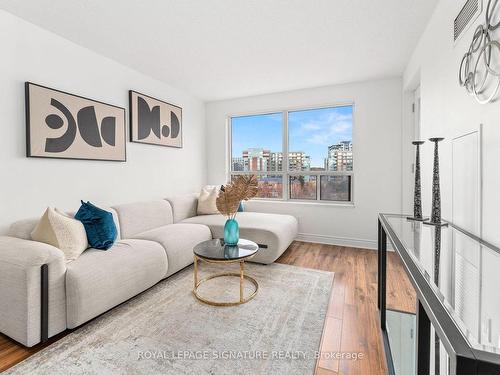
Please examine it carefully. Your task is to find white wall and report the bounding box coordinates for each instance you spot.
[404,0,500,354]
[0,10,206,233]
[403,0,500,241]
[205,78,403,249]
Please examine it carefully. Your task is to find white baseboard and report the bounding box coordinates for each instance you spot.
[295,233,377,250]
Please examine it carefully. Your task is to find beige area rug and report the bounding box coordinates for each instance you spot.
[6,263,334,375]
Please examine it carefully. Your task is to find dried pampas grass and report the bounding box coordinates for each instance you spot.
[216,175,258,219]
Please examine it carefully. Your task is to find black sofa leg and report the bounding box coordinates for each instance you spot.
[41,263,48,343]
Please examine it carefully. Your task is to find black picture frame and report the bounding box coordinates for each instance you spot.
[129,90,183,148]
[25,82,127,162]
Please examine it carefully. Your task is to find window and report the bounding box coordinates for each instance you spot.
[230,105,353,203]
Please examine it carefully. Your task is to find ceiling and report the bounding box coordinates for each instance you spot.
[0,0,437,101]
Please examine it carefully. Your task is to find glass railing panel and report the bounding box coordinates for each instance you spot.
[383,214,500,355]
[386,310,416,375]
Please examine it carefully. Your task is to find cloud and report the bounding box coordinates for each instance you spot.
[301,123,321,130]
[306,124,351,145]
[298,112,352,146]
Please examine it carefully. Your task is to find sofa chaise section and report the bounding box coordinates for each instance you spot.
[167,194,299,264]
[182,212,298,264]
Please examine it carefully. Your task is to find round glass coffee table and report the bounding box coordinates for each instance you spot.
[193,239,259,306]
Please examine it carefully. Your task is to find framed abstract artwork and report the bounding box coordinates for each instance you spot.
[129,90,182,148]
[25,82,126,161]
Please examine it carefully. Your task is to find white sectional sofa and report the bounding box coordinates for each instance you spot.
[0,194,298,347]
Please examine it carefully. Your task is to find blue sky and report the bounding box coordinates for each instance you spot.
[231,105,353,168]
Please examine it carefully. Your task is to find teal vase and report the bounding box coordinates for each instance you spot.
[224,219,239,246]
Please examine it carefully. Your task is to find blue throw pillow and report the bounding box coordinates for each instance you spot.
[237,202,244,212]
[75,201,117,250]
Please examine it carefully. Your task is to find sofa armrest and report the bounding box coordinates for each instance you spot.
[0,236,67,347]
[0,236,64,267]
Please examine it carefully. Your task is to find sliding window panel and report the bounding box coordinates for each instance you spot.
[320,175,351,202]
[289,175,317,200]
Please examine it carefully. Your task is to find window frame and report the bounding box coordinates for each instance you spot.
[227,103,355,205]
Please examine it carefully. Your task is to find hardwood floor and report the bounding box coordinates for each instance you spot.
[276,241,416,375]
[0,332,65,372]
[0,241,416,374]
[386,252,417,314]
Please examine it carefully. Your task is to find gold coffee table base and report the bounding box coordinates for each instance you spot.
[193,255,258,306]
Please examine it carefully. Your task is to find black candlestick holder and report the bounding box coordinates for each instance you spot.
[424,138,448,227]
[407,141,429,222]
[433,225,442,375]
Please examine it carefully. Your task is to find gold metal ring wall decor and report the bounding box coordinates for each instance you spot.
[459,0,500,104]
[192,255,259,306]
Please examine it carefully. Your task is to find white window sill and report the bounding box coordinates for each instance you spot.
[247,199,356,208]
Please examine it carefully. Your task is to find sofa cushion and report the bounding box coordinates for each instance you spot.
[197,185,220,215]
[112,200,174,238]
[9,206,122,240]
[181,212,298,264]
[31,207,88,262]
[75,202,117,250]
[65,239,167,328]
[165,194,198,222]
[67,207,122,240]
[133,223,211,277]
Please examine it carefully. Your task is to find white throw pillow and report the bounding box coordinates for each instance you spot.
[31,207,88,262]
[197,185,220,215]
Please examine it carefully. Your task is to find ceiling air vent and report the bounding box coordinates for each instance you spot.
[454,0,482,42]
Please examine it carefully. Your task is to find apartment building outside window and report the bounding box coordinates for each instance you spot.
[229,105,354,203]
